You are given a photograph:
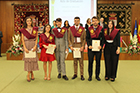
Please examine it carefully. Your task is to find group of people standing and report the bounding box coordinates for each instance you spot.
[19,16,120,82]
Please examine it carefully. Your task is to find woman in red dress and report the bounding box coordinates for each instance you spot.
[39,24,55,80]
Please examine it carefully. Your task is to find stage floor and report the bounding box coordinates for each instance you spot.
[0,53,140,93]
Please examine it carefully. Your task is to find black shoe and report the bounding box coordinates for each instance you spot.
[111,78,115,82]
[88,77,92,81]
[96,77,101,81]
[0,55,2,57]
[81,75,85,81]
[31,78,35,80]
[72,75,77,79]
[57,74,61,79]
[105,77,110,81]
[63,75,69,80]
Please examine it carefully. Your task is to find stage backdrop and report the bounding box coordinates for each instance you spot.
[14,4,49,31]
[97,4,132,35]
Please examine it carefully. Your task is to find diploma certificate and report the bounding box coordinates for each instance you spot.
[25,51,36,58]
[92,40,100,51]
[46,44,56,54]
[73,48,81,58]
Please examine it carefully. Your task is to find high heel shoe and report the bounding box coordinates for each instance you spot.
[48,75,51,81]
[47,77,51,81]
[105,77,109,81]
[111,78,115,82]
[27,79,31,82]
[31,78,35,80]
[44,77,47,80]
[31,72,35,80]
[27,76,31,82]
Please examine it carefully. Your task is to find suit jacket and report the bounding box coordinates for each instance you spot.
[85,24,91,31]
[52,28,68,52]
[86,26,104,47]
[68,27,86,48]
[0,31,3,44]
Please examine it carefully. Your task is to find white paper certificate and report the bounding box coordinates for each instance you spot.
[73,48,81,58]
[25,51,36,58]
[92,40,100,51]
[46,44,56,54]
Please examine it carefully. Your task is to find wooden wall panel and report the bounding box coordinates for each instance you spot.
[0,1,48,53]
[0,0,140,54]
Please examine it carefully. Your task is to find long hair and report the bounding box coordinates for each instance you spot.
[43,24,51,33]
[86,18,91,24]
[107,20,115,35]
[23,17,33,28]
[64,20,70,28]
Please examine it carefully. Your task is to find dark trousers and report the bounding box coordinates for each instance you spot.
[0,43,1,56]
[88,49,102,78]
[104,44,119,79]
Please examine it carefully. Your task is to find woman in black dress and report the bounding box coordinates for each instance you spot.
[103,20,120,82]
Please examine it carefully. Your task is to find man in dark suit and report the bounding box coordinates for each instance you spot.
[99,17,107,29]
[86,16,104,81]
[0,31,3,57]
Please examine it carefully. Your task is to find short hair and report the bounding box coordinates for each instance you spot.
[74,17,80,20]
[92,16,98,20]
[56,18,62,22]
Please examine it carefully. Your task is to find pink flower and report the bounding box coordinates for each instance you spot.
[134,48,136,50]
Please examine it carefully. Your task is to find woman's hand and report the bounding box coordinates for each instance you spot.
[25,48,29,53]
[116,49,120,54]
[32,45,37,52]
[43,45,48,49]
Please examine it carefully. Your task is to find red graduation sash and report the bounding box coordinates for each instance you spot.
[19,27,38,39]
[88,25,102,38]
[40,33,54,43]
[70,26,84,37]
[53,27,67,38]
[104,28,119,40]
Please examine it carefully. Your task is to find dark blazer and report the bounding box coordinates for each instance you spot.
[86,26,104,47]
[0,31,3,44]
[85,24,91,31]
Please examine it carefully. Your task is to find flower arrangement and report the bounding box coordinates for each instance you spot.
[6,32,23,57]
[126,33,140,55]
[6,44,23,57]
